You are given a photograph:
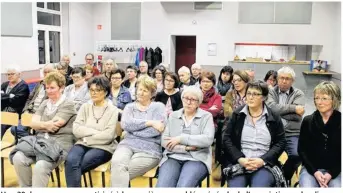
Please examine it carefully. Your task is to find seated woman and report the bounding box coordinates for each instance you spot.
[108,68,132,116]
[84,65,94,81]
[155,71,183,116]
[111,75,167,187]
[298,81,341,188]
[56,62,73,86]
[217,65,234,98]
[222,81,286,187]
[223,70,250,118]
[264,70,277,89]
[152,65,167,93]
[199,70,222,129]
[64,76,119,187]
[10,72,76,187]
[63,67,90,111]
[156,86,215,187]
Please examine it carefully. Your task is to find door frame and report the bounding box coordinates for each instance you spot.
[169,34,196,73]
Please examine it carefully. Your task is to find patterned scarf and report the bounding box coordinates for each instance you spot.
[203,87,216,103]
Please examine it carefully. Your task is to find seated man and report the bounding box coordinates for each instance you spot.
[178,66,196,92]
[1,65,30,139]
[63,67,90,111]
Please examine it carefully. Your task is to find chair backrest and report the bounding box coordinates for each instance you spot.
[21,113,33,127]
[1,112,19,126]
[115,122,123,138]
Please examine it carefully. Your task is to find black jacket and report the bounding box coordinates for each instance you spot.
[298,110,341,179]
[1,80,30,116]
[153,47,163,68]
[222,105,286,167]
[217,81,233,96]
[155,90,183,111]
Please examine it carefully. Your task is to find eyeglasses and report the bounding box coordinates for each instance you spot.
[314,97,332,102]
[86,58,93,61]
[246,92,262,98]
[111,77,122,80]
[7,73,16,76]
[182,97,199,104]
[232,78,243,83]
[72,76,82,80]
[89,89,104,94]
[201,80,213,84]
[278,77,292,82]
[165,79,175,83]
[155,72,162,75]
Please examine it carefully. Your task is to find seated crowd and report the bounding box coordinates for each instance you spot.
[0,53,341,188]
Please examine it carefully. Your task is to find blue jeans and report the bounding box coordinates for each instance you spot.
[227,167,275,187]
[283,136,301,181]
[156,158,208,187]
[299,167,341,187]
[64,144,112,187]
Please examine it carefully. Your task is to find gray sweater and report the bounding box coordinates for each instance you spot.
[119,102,167,158]
[63,82,90,111]
[160,108,215,173]
[266,86,305,137]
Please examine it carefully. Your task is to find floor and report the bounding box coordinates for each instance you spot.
[1,130,298,188]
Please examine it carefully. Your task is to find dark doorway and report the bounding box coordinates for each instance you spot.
[175,36,196,73]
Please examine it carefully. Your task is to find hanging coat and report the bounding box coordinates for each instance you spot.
[146,47,154,69]
[153,47,163,67]
[135,48,140,67]
[139,47,144,61]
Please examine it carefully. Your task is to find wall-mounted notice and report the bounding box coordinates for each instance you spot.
[208,43,217,56]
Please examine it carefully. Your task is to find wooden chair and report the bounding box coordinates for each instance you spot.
[143,166,159,187]
[83,122,123,187]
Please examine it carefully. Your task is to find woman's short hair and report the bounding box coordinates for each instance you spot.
[137,75,157,96]
[126,65,138,73]
[233,70,250,83]
[84,65,94,73]
[218,65,234,84]
[44,71,66,88]
[246,81,269,98]
[110,68,126,79]
[71,67,86,77]
[314,81,341,110]
[164,71,180,89]
[88,76,111,97]
[199,70,216,85]
[264,70,278,82]
[152,65,167,79]
[105,59,118,69]
[56,61,68,70]
[181,86,204,104]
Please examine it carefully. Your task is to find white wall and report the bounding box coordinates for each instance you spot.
[139,2,341,72]
[1,3,39,73]
[67,3,94,65]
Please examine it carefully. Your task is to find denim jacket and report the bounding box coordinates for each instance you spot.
[108,86,132,110]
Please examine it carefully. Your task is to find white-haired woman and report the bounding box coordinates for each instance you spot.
[178,66,196,92]
[298,81,341,187]
[156,86,215,187]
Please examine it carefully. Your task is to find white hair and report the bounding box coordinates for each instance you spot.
[105,59,118,69]
[191,63,201,69]
[61,54,70,60]
[181,85,204,104]
[178,66,190,74]
[278,66,296,79]
[6,65,21,73]
[44,63,56,70]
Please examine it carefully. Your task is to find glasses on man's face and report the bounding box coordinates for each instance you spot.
[89,88,104,94]
[246,92,263,98]
[278,77,292,82]
[314,97,333,102]
[72,76,82,80]
[7,73,16,76]
[182,97,199,104]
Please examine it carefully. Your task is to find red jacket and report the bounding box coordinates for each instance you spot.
[200,93,222,128]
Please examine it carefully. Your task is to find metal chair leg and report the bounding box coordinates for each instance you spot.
[149,177,153,188]
[51,172,55,182]
[83,174,88,187]
[88,171,93,187]
[102,172,106,187]
[1,157,4,187]
[207,174,210,187]
[55,167,61,187]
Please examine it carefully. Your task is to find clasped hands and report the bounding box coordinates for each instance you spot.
[314,171,332,188]
[238,157,265,171]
